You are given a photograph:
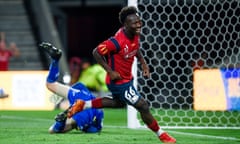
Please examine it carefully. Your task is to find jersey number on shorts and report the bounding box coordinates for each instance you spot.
[124,86,138,104]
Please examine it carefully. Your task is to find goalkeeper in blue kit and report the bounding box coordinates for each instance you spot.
[39,42,103,133]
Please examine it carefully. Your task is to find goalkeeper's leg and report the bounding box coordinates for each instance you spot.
[39,42,62,83]
[39,42,70,98]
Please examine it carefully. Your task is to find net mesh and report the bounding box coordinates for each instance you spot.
[137,0,240,127]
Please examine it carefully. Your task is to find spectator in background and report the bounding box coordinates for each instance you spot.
[0,32,20,71]
[69,56,82,85]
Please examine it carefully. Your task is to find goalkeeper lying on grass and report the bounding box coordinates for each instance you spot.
[39,42,103,133]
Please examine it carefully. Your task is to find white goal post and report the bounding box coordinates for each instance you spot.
[127,0,240,129]
[127,0,142,129]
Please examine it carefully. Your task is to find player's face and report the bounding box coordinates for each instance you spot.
[124,14,142,36]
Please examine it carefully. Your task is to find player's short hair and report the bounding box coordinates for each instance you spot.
[119,6,138,25]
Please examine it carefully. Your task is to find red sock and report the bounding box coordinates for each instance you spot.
[147,119,160,132]
[91,98,103,108]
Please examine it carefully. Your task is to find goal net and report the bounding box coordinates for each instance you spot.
[128,0,240,128]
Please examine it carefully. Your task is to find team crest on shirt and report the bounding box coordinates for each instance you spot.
[124,44,129,53]
[124,44,137,59]
[98,44,108,55]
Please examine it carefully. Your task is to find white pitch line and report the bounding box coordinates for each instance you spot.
[0,115,53,122]
[1,115,240,142]
[104,126,240,141]
[168,130,240,141]
[104,125,240,141]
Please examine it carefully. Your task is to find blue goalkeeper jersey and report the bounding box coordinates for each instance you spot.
[68,82,96,105]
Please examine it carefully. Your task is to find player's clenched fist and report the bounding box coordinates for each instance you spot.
[109,71,122,81]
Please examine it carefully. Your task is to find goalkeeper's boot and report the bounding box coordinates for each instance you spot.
[55,110,68,122]
[159,132,176,143]
[67,100,85,118]
[49,110,68,133]
[39,42,62,61]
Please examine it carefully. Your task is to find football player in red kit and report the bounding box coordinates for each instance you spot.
[68,6,176,143]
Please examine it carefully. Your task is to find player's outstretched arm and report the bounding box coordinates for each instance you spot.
[136,49,150,78]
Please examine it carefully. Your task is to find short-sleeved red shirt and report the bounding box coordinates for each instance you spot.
[0,41,12,71]
[0,50,12,71]
[96,28,139,85]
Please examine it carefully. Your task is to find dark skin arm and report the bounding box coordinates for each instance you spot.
[92,48,122,81]
[93,48,149,79]
[136,49,150,78]
[92,48,126,108]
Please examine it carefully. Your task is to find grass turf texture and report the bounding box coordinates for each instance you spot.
[0,109,240,144]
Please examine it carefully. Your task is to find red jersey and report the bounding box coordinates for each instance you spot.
[97,28,139,85]
[0,50,12,71]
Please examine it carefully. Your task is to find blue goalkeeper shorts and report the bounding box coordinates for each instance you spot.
[72,108,103,133]
[107,79,141,105]
[68,82,104,132]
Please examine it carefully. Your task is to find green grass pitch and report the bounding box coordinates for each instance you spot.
[0,108,240,144]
